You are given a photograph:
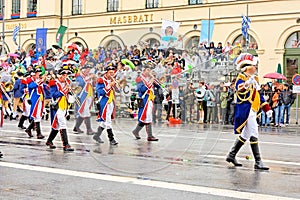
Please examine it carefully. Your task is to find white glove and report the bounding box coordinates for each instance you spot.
[266,110,273,118]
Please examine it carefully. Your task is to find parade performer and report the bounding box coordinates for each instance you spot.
[226,53,271,170]
[12,71,25,120]
[93,65,118,145]
[73,64,96,135]
[25,67,45,139]
[17,71,31,129]
[131,65,159,141]
[45,67,74,151]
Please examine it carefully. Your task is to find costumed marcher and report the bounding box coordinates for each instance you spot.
[43,73,52,121]
[73,64,96,135]
[93,64,118,145]
[45,66,74,151]
[17,71,31,129]
[226,53,272,170]
[131,65,159,141]
[25,67,45,139]
[12,71,25,120]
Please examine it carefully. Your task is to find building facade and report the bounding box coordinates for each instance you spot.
[0,0,300,82]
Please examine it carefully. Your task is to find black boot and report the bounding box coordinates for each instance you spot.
[46,129,59,149]
[250,136,269,170]
[107,129,118,145]
[73,116,84,134]
[35,122,45,139]
[0,151,2,158]
[132,122,144,139]
[85,117,96,135]
[18,115,27,129]
[25,120,35,137]
[146,124,158,141]
[226,136,245,166]
[93,126,104,143]
[60,129,74,151]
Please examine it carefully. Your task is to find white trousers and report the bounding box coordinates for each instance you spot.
[99,102,114,129]
[55,109,67,130]
[241,109,259,140]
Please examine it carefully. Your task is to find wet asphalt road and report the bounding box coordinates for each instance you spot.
[0,117,299,200]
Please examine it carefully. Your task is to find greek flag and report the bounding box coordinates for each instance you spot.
[242,15,251,41]
[13,25,20,45]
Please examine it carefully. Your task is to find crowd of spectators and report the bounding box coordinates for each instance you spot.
[0,38,295,126]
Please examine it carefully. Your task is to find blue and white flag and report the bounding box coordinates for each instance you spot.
[13,25,20,45]
[242,15,251,41]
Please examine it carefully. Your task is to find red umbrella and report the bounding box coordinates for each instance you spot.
[263,72,287,80]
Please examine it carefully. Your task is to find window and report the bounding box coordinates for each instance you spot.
[146,0,159,9]
[0,0,3,16]
[186,36,199,50]
[285,32,300,48]
[27,0,37,17]
[12,0,21,19]
[28,0,37,12]
[189,0,203,5]
[12,0,21,14]
[72,0,82,15]
[107,0,119,12]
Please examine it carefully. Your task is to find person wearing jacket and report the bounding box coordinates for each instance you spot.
[281,83,295,126]
[93,64,119,145]
[131,65,159,141]
[46,67,74,151]
[226,53,271,170]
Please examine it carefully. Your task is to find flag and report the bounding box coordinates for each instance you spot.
[36,28,48,56]
[13,25,20,45]
[160,19,180,48]
[200,20,214,43]
[242,15,251,41]
[55,25,67,48]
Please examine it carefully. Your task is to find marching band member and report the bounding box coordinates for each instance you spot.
[25,67,45,139]
[73,64,96,135]
[46,66,74,151]
[12,71,25,120]
[93,65,118,145]
[226,53,271,170]
[43,73,52,121]
[132,65,159,141]
[17,71,31,129]
[2,82,13,120]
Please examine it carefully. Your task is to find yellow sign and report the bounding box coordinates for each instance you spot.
[110,14,153,25]
[6,23,27,30]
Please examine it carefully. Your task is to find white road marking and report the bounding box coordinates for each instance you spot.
[0,161,296,200]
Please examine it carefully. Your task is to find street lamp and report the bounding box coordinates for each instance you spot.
[1,0,5,55]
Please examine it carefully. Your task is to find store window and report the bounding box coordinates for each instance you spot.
[189,0,203,5]
[27,0,37,17]
[107,0,119,12]
[146,0,159,9]
[106,40,121,50]
[232,34,258,50]
[72,0,82,15]
[285,32,300,48]
[145,38,160,48]
[185,36,199,51]
[12,0,21,19]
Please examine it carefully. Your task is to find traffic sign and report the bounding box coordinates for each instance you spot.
[292,85,300,93]
[292,74,300,85]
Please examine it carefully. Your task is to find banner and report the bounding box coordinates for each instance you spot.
[36,28,48,56]
[13,26,20,46]
[160,19,181,49]
[200,20,214,44]
[55,25,67,48]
